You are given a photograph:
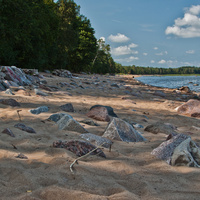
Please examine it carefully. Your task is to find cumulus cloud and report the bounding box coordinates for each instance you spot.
[100,37,105,41]
[186,50,195,54]
[158,59,166,64]
[111,43,138,56]
[115,56,139,63]
[154,47,158,50]
[143,53,148,56]
[108,33,130,42]
[165,5,200,38]
[151,60,155,63]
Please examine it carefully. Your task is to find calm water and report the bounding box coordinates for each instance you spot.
[135,75,200,92]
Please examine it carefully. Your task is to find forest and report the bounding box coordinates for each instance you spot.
[0,0,199,75]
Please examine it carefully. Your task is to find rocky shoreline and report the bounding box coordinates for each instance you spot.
[1,68,200,199]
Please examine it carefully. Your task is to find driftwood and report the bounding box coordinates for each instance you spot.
[70,143,105,174]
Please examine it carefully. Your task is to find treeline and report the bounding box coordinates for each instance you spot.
[115,65,200,75]
[0,0,115,73]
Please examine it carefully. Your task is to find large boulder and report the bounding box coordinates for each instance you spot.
[151,134,200,167]
[86,105,118,122]
[176,99,200,116]
[102,118,146,142]
[53,140,106,158]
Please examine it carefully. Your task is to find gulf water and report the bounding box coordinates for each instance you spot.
[135,75,200,92]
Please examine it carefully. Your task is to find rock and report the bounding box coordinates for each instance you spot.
[110,83,119,88]
[191,113,200,118]
[60,103,74,112]
[57,114,88,133]
[79,119,99,126]
[175,99,200,116]
[34,88,48,96]
[86,105,118,122]
[153,90,166,98]
[151,134,200,167]
[178,86,191,93]
[29,106,49,115]
[5,89,14,95]
[53,140,106,158]
[80,133,112,148]
[0,98,20,107]
[52,69,72,78]
[39,84,52,91]
[144,122,177,135]
[103,118,146,142]
[14,123,36,133]
[48,113,66,122]
[193,84,199,86]
[133,123,144,129]
[2,128,15,137]
[15,153,28,159]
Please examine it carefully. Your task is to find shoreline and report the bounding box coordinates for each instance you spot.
[0,72,200,199]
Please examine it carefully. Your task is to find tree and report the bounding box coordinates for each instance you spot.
[67,15,97,72]
[92,38,115,74]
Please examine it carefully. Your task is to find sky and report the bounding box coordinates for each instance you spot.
[74,0,200,68]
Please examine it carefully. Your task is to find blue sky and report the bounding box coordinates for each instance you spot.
[74,0,200,68]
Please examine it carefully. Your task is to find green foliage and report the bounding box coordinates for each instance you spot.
[67,15,97,72]
[0,0,116,73]
[92,39,116,74]
[116,65,200,75]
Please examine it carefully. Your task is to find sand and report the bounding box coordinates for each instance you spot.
[0,73,200,200]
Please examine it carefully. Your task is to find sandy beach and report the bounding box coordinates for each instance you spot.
[0,73,200,200]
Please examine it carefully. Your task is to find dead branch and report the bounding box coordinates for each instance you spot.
[17,110,22,121]
[70,142,105,174]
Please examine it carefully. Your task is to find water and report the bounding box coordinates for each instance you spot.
[135,75,200,92]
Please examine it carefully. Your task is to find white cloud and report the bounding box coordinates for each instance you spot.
[186,50,195,54]
[151,60,155,63]
[100,37,105,42]
[143,53,148,56]
[155,51,168,56]
[154,47,158,50]
[165,5,200,38]
[108,33,130,42]
[115,56,139,63]
[158,59,166,64]
[111,43,138,56]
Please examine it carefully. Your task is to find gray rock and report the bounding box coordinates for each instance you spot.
[60,103,74,112]
[79,119,99,126]
[0,98,20,107]
[152,134,200,167]
[5,89,14,95]
[14,123,36,133]
[57,114,88,133]
[153,90,166,98]
[144,122,177,135]
[103,118,146,142]
[29,106,49,115]
[48,113,66,122]
[34,88,48,96]
[110,83,119,88]
[80,133,112,148]
[2,128,15,137]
